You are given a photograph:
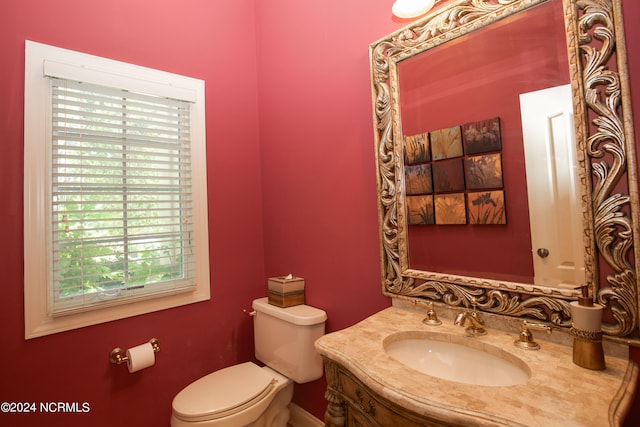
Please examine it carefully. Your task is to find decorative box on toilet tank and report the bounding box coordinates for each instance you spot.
[267,276,305,307]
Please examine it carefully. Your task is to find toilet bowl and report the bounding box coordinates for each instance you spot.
[171,298,327,426]
[171,363,293,427]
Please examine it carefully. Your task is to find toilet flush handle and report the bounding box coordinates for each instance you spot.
[243,308,257,316]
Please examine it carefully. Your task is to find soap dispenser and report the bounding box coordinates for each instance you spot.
[569,285,605,370]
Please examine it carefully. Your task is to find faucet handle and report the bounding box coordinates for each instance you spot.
[411,299,442,326]
[422,302,442,326]
[513,320,552,350]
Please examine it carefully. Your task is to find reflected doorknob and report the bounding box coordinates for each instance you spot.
[537,248,550,258]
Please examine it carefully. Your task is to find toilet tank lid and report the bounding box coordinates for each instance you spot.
[252,297,327,325]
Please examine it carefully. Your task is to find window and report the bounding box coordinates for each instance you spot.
[24,41,210,338]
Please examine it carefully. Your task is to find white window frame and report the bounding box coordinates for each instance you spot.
[24,41,210,339]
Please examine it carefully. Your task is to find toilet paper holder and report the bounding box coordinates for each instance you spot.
[109,338,161,365]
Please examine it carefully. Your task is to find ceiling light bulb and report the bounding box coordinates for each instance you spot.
[392,0,435,19]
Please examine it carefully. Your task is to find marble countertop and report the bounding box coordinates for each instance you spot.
[314,305,638,427]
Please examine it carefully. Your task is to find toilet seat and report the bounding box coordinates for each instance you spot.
[172,362,276,423]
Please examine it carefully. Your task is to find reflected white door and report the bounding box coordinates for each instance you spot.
[519,84,585,288]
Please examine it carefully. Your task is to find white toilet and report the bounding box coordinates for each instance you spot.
[171,297,327,427]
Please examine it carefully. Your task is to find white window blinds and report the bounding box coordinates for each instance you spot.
[50,78,195,314]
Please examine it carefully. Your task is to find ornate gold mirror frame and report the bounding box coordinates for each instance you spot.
[370,0,639,342]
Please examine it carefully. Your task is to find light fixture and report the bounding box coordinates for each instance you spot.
[392,0,435,19]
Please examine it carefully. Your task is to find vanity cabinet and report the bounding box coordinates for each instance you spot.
[323,358,450,427]
[315,307,637,427]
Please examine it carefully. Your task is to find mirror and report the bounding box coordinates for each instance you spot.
[397,0,578,288]
[370,0,640,341]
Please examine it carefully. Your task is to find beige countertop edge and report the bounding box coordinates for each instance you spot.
[315,306,638,427]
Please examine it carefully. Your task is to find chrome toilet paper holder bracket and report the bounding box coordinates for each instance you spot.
[109,338,161,365]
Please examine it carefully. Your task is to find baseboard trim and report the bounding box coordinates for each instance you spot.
[288,402,324,427]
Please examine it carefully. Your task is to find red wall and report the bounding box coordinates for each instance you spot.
[1,0,639,426]
[622,0,640,424]
[253,0,398,417]
[0,1,267,426]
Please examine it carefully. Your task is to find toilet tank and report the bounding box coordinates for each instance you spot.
[252,297,327,383]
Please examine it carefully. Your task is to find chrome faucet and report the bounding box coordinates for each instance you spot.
[454,298,486,336]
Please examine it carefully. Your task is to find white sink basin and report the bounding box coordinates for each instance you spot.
[384,332,530,386]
